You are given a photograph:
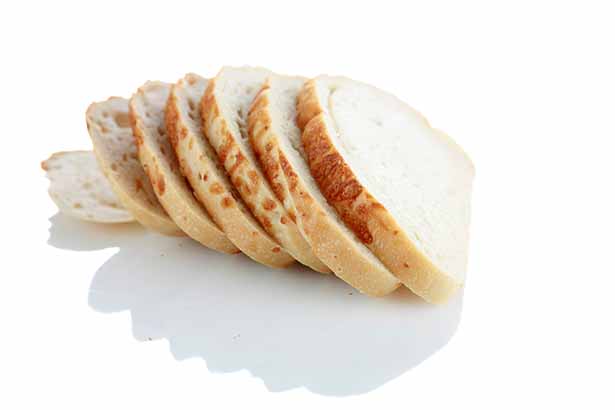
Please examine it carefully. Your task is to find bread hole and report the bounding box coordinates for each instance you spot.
[157,125,166,136]
[245,86,253,95]
[371,118,383,127]
[188,98,196,111]
[102,111,109,118]
[188,111,197,121]
[237,108,248,139]
[114,112,130,128]
[82,182,92,189]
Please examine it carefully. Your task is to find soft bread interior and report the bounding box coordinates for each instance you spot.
[314,76,474,282]
[42,150,134,223]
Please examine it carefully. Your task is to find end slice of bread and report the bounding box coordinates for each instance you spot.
[248,76,400,296]
[42,150,134,223]
[86,97,183,236]
[166,73,294,267]
[297,76,474,303]
[202,67,330,273]
[129,81,238,254]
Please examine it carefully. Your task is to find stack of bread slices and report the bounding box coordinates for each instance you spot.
[45,67,474,303]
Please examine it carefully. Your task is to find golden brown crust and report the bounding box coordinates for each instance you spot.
[248,80,399,296]
[247,83,289,208]
[129,82,238,254]
[203,73,329,273]
[297,80,460,303]
[167,76,294,267]
[296,80,323,131]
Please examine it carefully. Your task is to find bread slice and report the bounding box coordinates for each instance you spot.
[202,67,329,273]
[86,97,182,235]
[166,73,294,267]
[129,81,238,254]
[297,76,474,303]
[248,76,400,295]
[42,150,134,223]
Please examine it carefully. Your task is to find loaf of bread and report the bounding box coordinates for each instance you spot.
[49,67,474,303]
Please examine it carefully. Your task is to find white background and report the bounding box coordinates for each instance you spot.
[1,0,614,408]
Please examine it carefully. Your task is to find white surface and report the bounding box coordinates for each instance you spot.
[1,1,614,409]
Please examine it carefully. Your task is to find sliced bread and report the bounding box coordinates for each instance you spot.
[86,97,182,236]
[42,150,134,223]
[129,81,238,254]
[297,76,474,303]
[248,76,400,296]
[202,67,329,273]
[166,73,294,267]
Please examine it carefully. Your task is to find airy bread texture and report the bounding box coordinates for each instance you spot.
[166,73,294,266]
[249,76,399,295]
[129,81,237,253]
[297,76,474,303]
[202,67,329,273]
[42,150,134,223]
[86,97,182,236]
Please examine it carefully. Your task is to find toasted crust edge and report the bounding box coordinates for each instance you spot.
[166,76,294,267]
[202,73,329,273]
[128,83,238,254]
[86,98,183,236]
[248,82,399,295]
[297,79,461,303]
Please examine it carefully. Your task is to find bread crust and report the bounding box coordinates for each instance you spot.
[202,69,329,273]
[129,81,237,253]
[248,80,399,295]
[297,79,461,303]
[166,74,294,267]
[86,97,183,236]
